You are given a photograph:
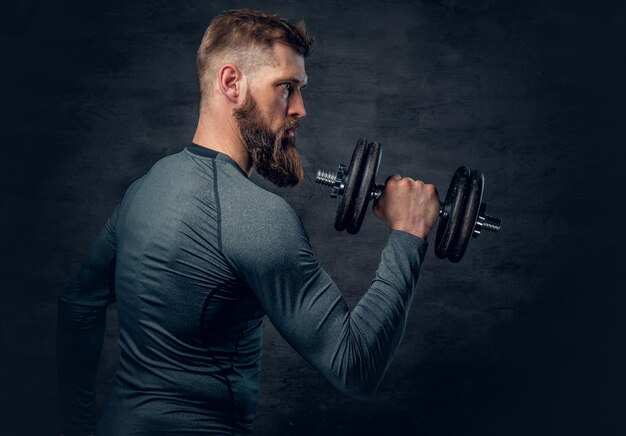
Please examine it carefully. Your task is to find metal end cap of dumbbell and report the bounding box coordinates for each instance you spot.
[472,203,502,237]
[315,164,345,198]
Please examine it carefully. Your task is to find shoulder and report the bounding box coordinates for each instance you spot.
[118,150,187,201]
[217,168,302,233]
[224,184,303,238]
[148,150,191,176]
[218,175,310,264]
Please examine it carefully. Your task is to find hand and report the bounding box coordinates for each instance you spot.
[373,174,440,240]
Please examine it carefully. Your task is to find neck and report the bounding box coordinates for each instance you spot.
[192,109,252,175]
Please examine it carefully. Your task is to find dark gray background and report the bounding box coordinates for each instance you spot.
[1,0,625,434]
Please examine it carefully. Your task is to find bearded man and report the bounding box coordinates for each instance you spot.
[57,9,440,436]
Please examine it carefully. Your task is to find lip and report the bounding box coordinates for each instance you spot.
[286,129,296,138]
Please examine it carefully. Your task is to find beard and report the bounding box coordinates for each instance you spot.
[233,93,304,187]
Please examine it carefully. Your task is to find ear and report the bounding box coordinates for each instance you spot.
[217,64,243,103]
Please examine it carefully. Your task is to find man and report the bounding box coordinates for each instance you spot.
[57,9,440,436]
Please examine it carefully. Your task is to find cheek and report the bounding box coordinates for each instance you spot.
[269,103,288,128]
[274,97,288,114]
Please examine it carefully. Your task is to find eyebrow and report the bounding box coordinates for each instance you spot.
[282,77,308,89]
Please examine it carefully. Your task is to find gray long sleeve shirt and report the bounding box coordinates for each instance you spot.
[57,143,428,435]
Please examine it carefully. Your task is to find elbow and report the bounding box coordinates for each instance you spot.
[329,360,384,400]
[338,381,379,400]
[335,376,378,401]
[326,328,392,399]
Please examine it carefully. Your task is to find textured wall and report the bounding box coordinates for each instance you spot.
[1,0,625,434]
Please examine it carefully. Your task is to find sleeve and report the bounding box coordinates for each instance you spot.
[57,205,118,435]
[222,200,428,398]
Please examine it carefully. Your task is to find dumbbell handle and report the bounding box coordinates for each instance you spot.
[371,183,448,216]
[371,185,502,238]
[371,184,502,236]
[316,168,502,236]
[371,184,445,210]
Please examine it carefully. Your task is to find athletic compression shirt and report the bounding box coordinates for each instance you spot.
[57,143,428,435]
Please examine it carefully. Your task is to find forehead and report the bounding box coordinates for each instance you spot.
[257,43,307,83]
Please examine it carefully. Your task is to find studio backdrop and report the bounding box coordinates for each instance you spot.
[1,1,624,435]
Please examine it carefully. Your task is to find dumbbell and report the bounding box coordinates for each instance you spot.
[315,138,502,262]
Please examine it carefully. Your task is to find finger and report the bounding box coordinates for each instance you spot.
[385,174,402,184]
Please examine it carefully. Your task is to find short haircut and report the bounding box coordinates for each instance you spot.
[197,9,315,107]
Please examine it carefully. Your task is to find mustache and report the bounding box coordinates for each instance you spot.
[283,118,300,131]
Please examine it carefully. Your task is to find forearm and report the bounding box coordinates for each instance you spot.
[57,298,108,435]
[57,208,118,435]
[322,231,427,397]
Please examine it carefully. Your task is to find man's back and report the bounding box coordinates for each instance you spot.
[97,144,272,434]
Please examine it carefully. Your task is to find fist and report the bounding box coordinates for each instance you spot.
[373,175,440,239]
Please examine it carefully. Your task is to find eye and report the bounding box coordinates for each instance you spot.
[280,83,292,93]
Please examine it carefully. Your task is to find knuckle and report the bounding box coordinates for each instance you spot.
[385,179,398,190]
[391,179,403,187]
[385,174,402,184]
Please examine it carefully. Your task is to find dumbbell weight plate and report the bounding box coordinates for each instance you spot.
[335,138,368,231]
[448,169,484,263]
[435,166,471,259]
[347,141,382,234]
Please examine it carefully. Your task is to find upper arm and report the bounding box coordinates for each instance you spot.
[221,197,351,377]
[220,186,427,397]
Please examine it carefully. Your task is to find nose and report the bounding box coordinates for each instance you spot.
[288,90,306,119]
